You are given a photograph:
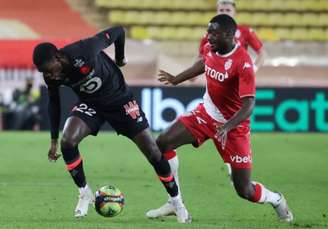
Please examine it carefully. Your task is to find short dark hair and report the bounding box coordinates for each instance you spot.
[209,14,237,35]
[33,42,58,69]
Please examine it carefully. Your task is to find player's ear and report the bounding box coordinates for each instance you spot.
[55,52,67,64]
[54,52,61,60]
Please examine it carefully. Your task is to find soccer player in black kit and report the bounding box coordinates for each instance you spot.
[32,26,191,223]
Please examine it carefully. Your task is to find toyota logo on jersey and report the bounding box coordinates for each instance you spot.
[205,64,229,82]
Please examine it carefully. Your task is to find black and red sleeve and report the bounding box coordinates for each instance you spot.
[47,86,61,140]
[80,26,125,61]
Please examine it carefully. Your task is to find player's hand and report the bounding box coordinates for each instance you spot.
[158,70,177,85]
[48,140,61,162]
[116,57,128,67]
[214,123,230,150]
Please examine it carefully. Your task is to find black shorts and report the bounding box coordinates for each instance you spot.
[69,99,149,139]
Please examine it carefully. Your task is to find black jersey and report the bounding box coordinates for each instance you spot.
[45,26,133,139]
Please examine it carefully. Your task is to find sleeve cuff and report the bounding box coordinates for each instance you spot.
[240,94,255,98]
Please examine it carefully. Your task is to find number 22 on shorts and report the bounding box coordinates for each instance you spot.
[75,103,96,117]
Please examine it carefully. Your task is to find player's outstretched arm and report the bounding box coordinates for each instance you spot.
[247,29,266,72]
[158,59,205,85]
[82,26,126,65]
[47,87,61,162]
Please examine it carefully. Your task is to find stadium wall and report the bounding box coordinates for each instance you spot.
[39,86,328,133]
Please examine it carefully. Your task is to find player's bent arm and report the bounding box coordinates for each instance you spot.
[173,59,205,85]
[47,87,61,143]
[224,96,255,131]
[82,26,126,62]
[253,48,266,72]
[247,27,266,72]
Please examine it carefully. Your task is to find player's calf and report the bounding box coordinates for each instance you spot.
[153,155,179,198]
[146,151,191,223]
[61,141,94,218]
[231,167,293,222]
[233,182,254,200]
[146,150,181,219]
[134,130,180,198]
[61,145,87,188]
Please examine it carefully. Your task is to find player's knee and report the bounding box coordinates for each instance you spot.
[156,134,172,153]
[60,135,79,149]
[156,137,165,152]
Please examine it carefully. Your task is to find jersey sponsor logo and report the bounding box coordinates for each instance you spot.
[71,70,96,88]
[230,155,252,164]
[224,59,233,71]
[124,100,141,120]
[79,77,102,94]
[205,64,229,82]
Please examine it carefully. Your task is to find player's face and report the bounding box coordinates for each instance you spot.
[40,58,64,81]
[217,3,236,18]
[207,22,234,52]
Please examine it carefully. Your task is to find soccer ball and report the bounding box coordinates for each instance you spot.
[94,185,125,217]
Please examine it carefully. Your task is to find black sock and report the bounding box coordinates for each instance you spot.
[61,146,86,188]
[152,156,179,197]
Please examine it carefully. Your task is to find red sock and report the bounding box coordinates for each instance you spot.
[251,182,262,202]
[164,150,177,160]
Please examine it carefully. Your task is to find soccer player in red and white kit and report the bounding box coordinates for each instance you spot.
[146,14,293,222]
[200,0,266,72]
[199,0,266,177]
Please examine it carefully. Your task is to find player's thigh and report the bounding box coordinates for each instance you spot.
[63,103,104,146]
[156,120,197,152]
[213,128,252,169]
[62,116,91,145]
[106,99,149,139]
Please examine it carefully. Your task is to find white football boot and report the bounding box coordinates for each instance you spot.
[146,197,192,223]
[171,196,192,223]
[74,184,94,218]
[272,193,294,222]
[146,199,176,218]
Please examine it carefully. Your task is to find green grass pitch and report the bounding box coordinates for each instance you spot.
[0,132,327,229]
